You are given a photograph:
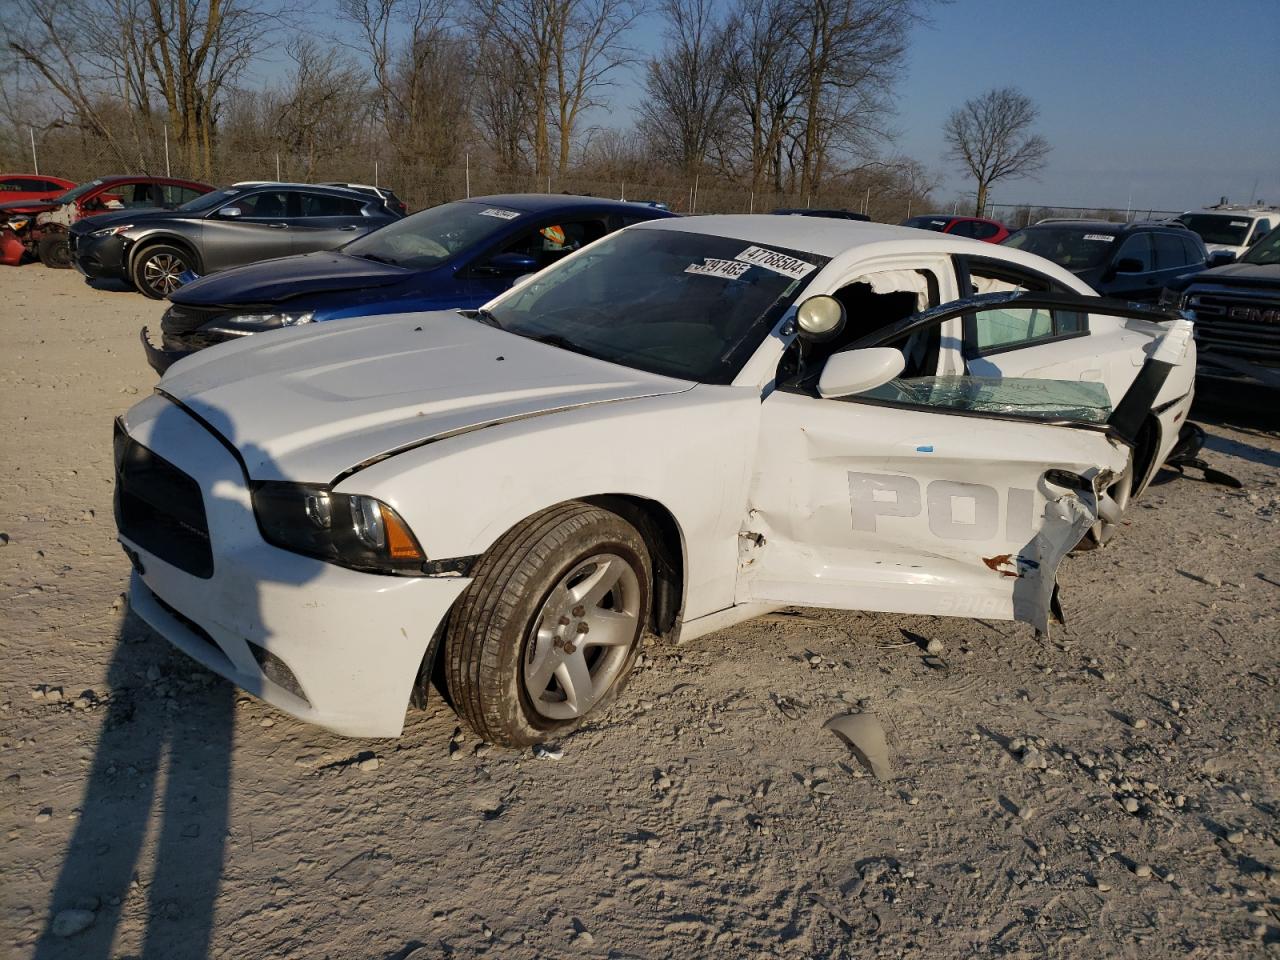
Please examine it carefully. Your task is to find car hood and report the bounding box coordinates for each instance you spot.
[69,208,198,234]
[1190,261,1280,285]
[171,251,413,305]
[157,309,694,482]
[0,198,57,215]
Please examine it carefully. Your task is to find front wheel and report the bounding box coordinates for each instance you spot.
[444,503,652,747]
[37,233,71,269]
[131,244,194,299]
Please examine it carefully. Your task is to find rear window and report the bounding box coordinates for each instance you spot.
[1003,227,1117,270]
[902,216,950,232]
[1176,214,1251,247]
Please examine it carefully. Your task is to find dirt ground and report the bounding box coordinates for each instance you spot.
[2,264,1278,960]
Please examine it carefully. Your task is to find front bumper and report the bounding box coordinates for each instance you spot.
[140,326,195,375]
[117,395,470,737]
[71,232,126,280]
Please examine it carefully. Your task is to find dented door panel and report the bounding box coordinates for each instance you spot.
[739,391,1127,633]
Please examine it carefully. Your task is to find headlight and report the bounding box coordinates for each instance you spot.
[91,224,133,238]
[6,217,30,231]
[1157,287,1186,310]
[251,482,425,574]
[203,311,315,335]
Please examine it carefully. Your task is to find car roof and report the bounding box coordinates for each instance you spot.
[628,214,1094,294]
[460,193,672,215]
[1024,219,1186,234]
[631,214,980,256]
[1182,208,1277,219]
[88,175,210,186]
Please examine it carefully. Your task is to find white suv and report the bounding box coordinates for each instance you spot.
[114,216,1195,745]
[1177,206,1277,259]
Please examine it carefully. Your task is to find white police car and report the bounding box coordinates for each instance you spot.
[115,216,1194,745]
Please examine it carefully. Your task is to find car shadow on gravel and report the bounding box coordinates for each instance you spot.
[33,418,321,959]
[32,619,234,960]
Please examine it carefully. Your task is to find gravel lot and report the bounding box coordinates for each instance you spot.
[2,264,1278,959]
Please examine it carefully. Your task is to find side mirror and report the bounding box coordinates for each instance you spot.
[794,294,846,341]
[1114,257,1144,274]
[482,251,539,276]
[1207,250,1235,267]
[218,206,243,219]
[817,348,905,399]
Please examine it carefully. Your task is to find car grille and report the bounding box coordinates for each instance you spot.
[1187,287,1280,368]
[113,422,214,578]
[160,302,227,335]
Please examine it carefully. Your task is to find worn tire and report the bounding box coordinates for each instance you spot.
[444,502,651,748]
[37,233,71,269]
[130,242,196,299]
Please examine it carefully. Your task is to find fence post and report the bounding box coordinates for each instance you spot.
[30,128,38,175]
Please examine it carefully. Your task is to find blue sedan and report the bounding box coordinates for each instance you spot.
[142,194,673,373]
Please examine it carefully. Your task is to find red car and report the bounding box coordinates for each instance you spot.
[0,175,215,267]
[899,214,1011,244]
[0,173,76,204]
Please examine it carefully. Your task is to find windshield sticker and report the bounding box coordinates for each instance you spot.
[1230,220,1248,227]
[685,258,751,281]
[735,245,816,279]
[1083,234,1115,242]
[478,207,520,220]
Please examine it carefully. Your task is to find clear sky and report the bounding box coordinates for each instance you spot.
[295,0,1279,211]
[611,0,1280,211]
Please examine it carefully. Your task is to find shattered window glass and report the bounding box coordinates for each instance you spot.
[856,376,1112,424]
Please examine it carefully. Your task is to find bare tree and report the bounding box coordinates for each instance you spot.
[470,0,640,180]
[551,0,644,174]
[638,0,731,174]
[790,0,921,196]
[723,0,804,192]
[337,0,473,179]
[943,86,1050,216]
[271,39,370,178]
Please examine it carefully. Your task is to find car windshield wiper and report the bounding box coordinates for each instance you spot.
[473,307,503,329]
[355,252,399,265]
[523,331,595,358]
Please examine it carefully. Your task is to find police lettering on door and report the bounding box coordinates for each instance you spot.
[848,472,1038,542]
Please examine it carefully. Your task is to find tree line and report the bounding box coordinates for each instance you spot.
[1,0,1049,216]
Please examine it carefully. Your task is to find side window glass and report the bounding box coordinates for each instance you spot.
[948,220,977,238]
[856,375,1113,424]
[971,222,998,240]
[968,304,1086,354]
[236,191,289,218]
[299,193,365,218]
[1181,236,1205,264]
[499,219,608,269]
[1253,220,1272,243]
[1153,234,1186,269]
[1114,233,1153,272]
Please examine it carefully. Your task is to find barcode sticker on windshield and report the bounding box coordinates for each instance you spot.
[478,207,520,220]
[1230,220,1248,227]
[735,245,816,279]
[686,258,751,281]
[1083,234,1115,242]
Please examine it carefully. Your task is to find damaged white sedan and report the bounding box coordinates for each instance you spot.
[114,216,1194,745]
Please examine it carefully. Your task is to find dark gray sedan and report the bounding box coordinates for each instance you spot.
[69,182,403,298]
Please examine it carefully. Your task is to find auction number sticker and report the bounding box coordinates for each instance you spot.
[478,207,521,220]
[735,245,816,279]
[1230,220,1248,227]
[686,258,752,280]
[1083,234,1115,242]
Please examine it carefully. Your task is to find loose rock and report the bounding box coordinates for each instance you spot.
[51,908,95,938]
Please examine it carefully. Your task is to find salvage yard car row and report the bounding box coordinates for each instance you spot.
[7,168,1270,747]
